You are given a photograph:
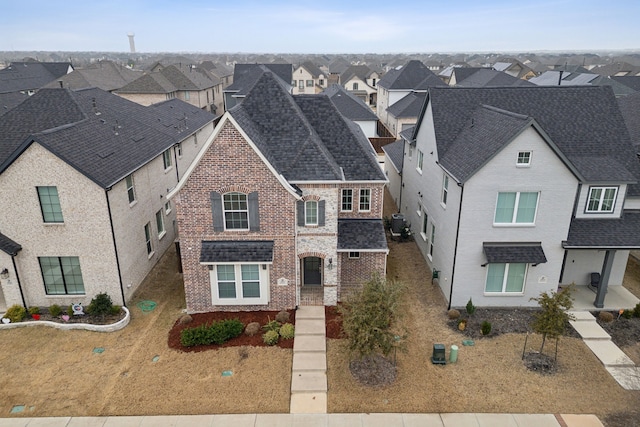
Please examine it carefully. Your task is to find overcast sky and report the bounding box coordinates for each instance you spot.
[1,0,638,53]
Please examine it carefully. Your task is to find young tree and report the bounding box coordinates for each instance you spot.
[337,274,405,360]
[530,285,575,355]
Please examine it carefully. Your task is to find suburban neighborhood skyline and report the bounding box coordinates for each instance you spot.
[1,0,639,54]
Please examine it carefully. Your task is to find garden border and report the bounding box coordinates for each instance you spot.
[0,307,130,333]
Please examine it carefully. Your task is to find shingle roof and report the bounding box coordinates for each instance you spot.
[116,64,218,95]
[387,91,426,119]
[378,60,446,90]
[0,88,215,188]
[426,86,640,190]
[230,64,292,91]
[323,84,377,121]
[564,212,640,248]
[382,140,405,174]
[340,65,374,84]
[337,219,388,251]
[298,61,324,78]
[456,69,535,88]
[199,240,274,263]
[618,92,640,150]
[0,62,72,93]
[452,67,487,83]
[0,232,21,256]
[611,76,640,92]
[229,72,385,183]
[482,242,547,264]
[43,61,143,92]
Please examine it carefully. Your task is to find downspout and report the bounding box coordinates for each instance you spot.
[398,140,407,212]
[173,145,180,182]
[105,189,127,307]
[11,255,27,308]
[447,183,464,310]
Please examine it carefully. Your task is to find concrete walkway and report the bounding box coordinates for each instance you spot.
[0,413,604,426]
[290,306,327,413]
[569,311,640,390]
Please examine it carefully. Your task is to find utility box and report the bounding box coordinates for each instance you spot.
[431,344,446,365]
[391,214,405,234]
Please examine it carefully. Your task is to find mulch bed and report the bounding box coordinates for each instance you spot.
[595,312,640,347]
[167,309,296,352]
[325,305,342,339]
[14,310,126,325]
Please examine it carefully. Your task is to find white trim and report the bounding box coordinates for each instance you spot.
[337,249,389,253]
[167,114,302,200]
[209,263,270,305]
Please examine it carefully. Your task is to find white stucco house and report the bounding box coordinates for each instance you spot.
[398,85,640,309]
[0,88,215,311]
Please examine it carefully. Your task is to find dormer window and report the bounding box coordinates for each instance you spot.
[586,186,617,213]
[517,151,532,166]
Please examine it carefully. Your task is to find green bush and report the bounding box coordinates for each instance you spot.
[180,319,244,348]
[466,298,476,316]
[481,320,492,336]
[28,306,40,315]
[5,305,26,323]
[263,330,279,345]
[67,305,74,316]
[110,305,122,316]
[279,323,295,339]
[633,303,640,318]
[87,293,113,317]
[49,304,63,317]
[621,309,633,319]
[262,318,281,332]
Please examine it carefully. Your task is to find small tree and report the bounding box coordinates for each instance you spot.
[530,285,575,356]
[337,274,405,360]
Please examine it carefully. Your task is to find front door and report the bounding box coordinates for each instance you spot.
[303,257,322,286]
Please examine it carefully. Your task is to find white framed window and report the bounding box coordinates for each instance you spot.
[125,175,136,204]
[223,192,249,230]
[341,189,353,212]
[305,200,318,225]
[441,174,449,207]
[353,82,359,90]
[298,81,304,90]
[292,80,296,87]
[494,192,539,225]
[184,91,190,101]
[586,186,617,213]
[417,150,424,173]
[429,222,435,258]
[485,263,527,294]
[348,252,360,259]
[164,201,172,215]
[359,189,371,212]
[176,143,183,158]
[306,80,313,87]
[517,151,532,166]
[144,222,153,256]
[156,209,165,239]
[210,263,269,305]
[39,256,85,295]
[162,149,172,170]
[420,211,428,241]
[37,186,64,223]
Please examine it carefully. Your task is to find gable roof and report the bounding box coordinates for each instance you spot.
[230,64,292,91]
[323,84,377,121]
[456,69,535,88]
[387,91,426,119]
[0,62,73,93]
[378,60,446,90]
[116,64,218,95]
[611,76,640,92]
[423,86,640,190]
[297,61,324,78]
[0,88,215,188]
[229,72,385,183]
[43,61,142,92]
[382,140,405,174]
[340,65,374,84]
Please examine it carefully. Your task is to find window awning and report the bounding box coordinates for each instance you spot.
[200,240,274,264]
[482,242,547,266]
[337,219,388,252]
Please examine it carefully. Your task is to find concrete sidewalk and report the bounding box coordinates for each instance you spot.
[0,413,604,426]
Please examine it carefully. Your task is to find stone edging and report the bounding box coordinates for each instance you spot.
[0,306,130,333]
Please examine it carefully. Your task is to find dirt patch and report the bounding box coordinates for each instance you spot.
[522,352,558,375]
[349,355,397,387]
[167,310,296,352]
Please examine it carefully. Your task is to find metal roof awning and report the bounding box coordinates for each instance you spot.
[199,240,274,264]
[482,242,547,266]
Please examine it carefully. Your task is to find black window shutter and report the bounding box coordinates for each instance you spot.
[297,200,305,226]
[248,191,260,231]
[318,200,325,226]
[210,191,224,231]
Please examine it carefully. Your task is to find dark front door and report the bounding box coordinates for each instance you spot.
[303,257,322,286]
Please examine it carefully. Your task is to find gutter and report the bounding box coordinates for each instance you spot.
[105,189,127,307]
[448,182,464,310]
[12,255,27,308]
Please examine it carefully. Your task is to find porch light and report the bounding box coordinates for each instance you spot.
[328,258,333,270]
[0,268,8,279]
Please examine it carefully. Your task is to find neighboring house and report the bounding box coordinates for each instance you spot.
[323,84,378,138]
[223,63,292,111]
[382,138,406,208]
[385,91,426,137]
[530,71,636,97]
[0,88,215,312]
[610,76,640,93]
[292,61,327,95]
[168,71,388,313]
[339,65,381,107]
[376,60,446,132]
[398,85,640,309]
[448,68,487,86]
[200,61,234,111]
[454,69,535,88]
[592,62,640,77]
[43,60,143,92]
[492,60,536,80]
[115,64,221,114]
[618,92,640,151]
[0,61,73,111]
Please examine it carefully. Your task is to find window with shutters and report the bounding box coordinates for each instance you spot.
[297,199,325,227]
[211,191,260,232]
[223,192,249,230]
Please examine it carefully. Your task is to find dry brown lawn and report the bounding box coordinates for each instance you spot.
[1,191,638,422]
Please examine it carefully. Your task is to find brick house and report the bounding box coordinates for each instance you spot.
[169,71,388,313]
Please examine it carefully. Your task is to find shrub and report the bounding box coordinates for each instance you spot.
[245,322,261,336]
[598,311,614,323]
[263,330,280,345]
[457,318,467,331]
[621,309,633,319]
[262,318,281,332]
[4,305,26,323]
[49,304,62,317]
[447,309,461,320]
[110,305,122,316]
[633,303,640,318]
[275,310,290,324]
[28,306,40,315]
[481,321,492,336]
[87,293,113,318]
[279,323,295,339]
[180,318,244,347]
[67,305,74,316]
[465,298,476,316]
